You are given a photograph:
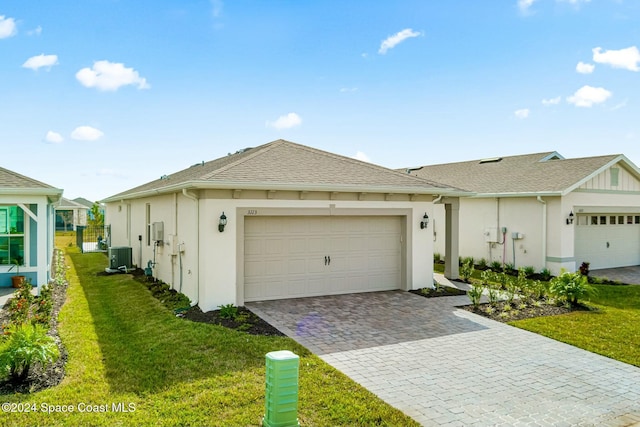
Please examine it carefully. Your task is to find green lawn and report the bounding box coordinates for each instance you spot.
[0,249,418,427]
[512,283,640,367]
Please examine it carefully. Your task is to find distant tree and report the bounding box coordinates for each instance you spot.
[59,211,74,231]
[88,203,104,226]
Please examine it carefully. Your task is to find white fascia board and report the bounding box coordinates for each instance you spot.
[102,180,473,202]
[470,191,563,198]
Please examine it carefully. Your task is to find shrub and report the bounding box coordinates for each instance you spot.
[522,266,536,278]
[459,258,475,283]
[579,262,590,276]
[218,304,238,320]
[490,261,502,272]
[33,284,53,326]
[477,258,488,270]
[503,263,515,274]
[549,270,596,306]
[539,268,552,282]
[433,253,441,263]
[7,279,35,325]
[0,323,59,381]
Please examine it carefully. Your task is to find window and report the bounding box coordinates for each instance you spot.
[636,216,640,224]
[0,206,25,266]
[628,216,634,224]
[618,216,624,225]
[591,216,598,225]
[610,167,619,186]
[600,216,607,225]
[610,216,616,225]
[145,204,151,246]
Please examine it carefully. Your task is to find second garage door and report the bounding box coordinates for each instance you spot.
[575,213,640,269]
[244,216,403,301]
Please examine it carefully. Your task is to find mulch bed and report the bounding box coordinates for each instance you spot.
[0,279,69,395]
[181,306,285,336]
[409,281,590,323]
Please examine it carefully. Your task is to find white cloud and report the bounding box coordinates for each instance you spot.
[353,151,371,163]
[45,131,64,144]
[518,0,537,13]
[266,113,302,130]
[22,54,59,71]
[76,60,150,91]
[211,0,223,18]
[542,96,561,106]
[514,108,530,119]
[378,28,421,55]
[0,15,17,39]
[339,87,358,93]
[566,85,612,107]
[592,46,640,72]
[71,126,104,141]
[27,26,42,36]
[557,0,591,4]
[576,61,594,74]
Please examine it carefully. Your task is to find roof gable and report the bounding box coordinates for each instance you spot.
[405,152,634,195]
[104,140,464,201]
[0,166,62,198]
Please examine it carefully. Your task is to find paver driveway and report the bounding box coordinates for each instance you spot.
[247,291,640,427]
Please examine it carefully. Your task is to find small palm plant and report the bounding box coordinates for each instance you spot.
[0,323,59,382]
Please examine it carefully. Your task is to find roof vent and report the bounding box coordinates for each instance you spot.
[160,174,169,180]
[479,157,503,164]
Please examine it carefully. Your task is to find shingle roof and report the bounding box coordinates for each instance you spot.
[104,139,465,201]
[55,197,87,209]
[72,197,95,208]
[404,152,626,195]
[0,166,62,196]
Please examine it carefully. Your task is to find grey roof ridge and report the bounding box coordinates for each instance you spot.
[0,166,61,190]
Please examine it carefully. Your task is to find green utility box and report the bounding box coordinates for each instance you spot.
[263,350,300,427]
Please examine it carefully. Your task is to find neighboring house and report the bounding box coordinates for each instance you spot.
[0,166,63,288]
[55,197,89,231]
[72,197,104,223]
[103,139,466,312]
[405,151,640,274]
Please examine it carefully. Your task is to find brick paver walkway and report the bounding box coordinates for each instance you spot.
[248,291,640,427]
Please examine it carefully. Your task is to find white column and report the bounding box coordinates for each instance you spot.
[444,198,460,280]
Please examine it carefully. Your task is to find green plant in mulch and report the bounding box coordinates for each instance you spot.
[549,270,596,306]
[467,283,484,307]
[0,323,59,382]
[218,303,239,320]
[490,261,503,272]
[7,279,35,325]
[460,258,475,283]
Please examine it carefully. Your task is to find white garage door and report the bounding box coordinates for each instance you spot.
[244,216,402,301]
[575,214,640,269]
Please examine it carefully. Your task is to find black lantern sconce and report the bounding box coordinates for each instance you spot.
[218,212,227,232]
[566,211,574,225]
[420,213,429,229]
[567,211,573,225]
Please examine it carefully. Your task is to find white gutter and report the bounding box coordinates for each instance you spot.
[182,189,200,307]
[103,181,473,203]
[536,196,547,271]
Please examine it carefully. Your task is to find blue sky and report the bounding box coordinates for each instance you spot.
[1,0,639,201]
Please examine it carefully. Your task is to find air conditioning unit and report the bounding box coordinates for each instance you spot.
[109,246,132,270]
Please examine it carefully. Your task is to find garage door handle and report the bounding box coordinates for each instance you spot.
[325,256,328,265]
[328,255,331,265]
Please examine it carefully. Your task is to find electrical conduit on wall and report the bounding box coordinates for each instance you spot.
[182,189,200,306]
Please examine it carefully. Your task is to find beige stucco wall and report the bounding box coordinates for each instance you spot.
[106,191,434,312]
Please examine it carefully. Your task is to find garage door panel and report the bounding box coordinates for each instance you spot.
[575,215,640,269]
[244,216,402,302]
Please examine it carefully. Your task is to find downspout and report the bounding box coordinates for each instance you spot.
[432,195,443,242]
[536,196,547,271]
[182,189,200,307]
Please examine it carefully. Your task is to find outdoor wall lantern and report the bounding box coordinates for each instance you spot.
[566,211,574,225]
[218,212,227,232]
[420,213,429,229]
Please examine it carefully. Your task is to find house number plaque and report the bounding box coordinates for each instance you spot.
[247,209,258,215]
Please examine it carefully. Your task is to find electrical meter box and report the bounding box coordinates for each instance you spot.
[152,221,164,243]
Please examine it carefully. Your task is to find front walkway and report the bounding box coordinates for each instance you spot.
[248,291,640,426]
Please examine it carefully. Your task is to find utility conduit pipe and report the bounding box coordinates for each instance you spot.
[182,189,200,307]
[536,196,547,272]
